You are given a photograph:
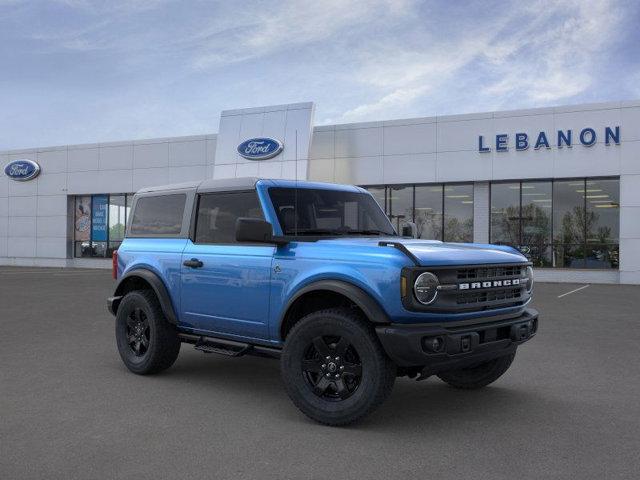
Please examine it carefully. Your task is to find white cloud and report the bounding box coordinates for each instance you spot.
[334,0,625,122]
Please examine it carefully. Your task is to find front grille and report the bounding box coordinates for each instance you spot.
[457,287,522,305]
[457,265,524,280]
[403,262,531,313]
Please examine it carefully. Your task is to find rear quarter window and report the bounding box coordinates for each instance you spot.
[129,194,186,236]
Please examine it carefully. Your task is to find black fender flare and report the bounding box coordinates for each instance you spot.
[280,279,390,328]
[110,269,178,324]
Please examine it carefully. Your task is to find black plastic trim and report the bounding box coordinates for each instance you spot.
[378,241,420,265]
[375,308,538,368]
[281,279,390,327]
[109,269,178,324]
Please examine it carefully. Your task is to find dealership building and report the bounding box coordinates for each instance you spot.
[1,100,639,284]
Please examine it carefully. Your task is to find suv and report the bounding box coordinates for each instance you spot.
[108,178,538,425]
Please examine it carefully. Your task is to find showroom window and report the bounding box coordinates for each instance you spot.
[364,183,473,242]
[490,178,619,269]
[74,193,134,258]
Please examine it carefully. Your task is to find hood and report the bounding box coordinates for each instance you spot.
[316,237,527,266]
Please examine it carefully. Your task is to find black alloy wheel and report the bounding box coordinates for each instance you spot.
[126,308,150,357]
[281,308,396,426]
[115,290,181,375]
[302,335,363,401]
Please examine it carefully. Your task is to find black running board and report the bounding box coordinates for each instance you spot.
[178,333,281,359]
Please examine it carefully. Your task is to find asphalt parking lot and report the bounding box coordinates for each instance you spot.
[1,268,639,480]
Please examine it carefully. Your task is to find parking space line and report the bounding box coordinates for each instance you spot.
[557,284,590,298]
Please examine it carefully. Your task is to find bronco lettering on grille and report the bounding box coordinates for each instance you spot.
[459,279,520,290]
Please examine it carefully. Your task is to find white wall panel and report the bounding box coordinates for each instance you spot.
[335,157,383,185]
[308,159,335,182]
[37,195,67,217]
[620,106,640,142]
[36,237,67,258]
[37,172,67,195]
[335,127,382,158]
[7,237,36,257]
[309,130,334,159]
[169,140,206,167]
[37,215,67,237]
[382,153,436,184]
[133,142,169,169]
[99,144,133,170]
[132,168,170,191]
[8,196,37,217]
[437,151,492,182]
[8,217,36,237]
[37,149,67,173]
[68,147,99,172]
[383,123,436,155]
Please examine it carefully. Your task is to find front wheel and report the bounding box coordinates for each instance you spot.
[281,308,396,426]
[115,290,181,375]
[437,352,516,389]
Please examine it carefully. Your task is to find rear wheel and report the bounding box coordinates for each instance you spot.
[437,352,516,389]
[281,308,396,426]
[115,290,181,375]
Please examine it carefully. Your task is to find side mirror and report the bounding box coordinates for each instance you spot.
[236,218,287,245]
[401,221,417,238]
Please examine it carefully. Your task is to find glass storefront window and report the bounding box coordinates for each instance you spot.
[490,183,520,245]
[585,178,619,269]
[388,186,413,233]
[414,185,442,240]
[74,193,133,258]
[490,178,620,269]
[521,181,552,267]
[444,184,473,243]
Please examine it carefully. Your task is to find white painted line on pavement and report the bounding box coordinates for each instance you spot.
[557,284,590,298]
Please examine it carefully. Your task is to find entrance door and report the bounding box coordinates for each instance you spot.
[180,190,274,340]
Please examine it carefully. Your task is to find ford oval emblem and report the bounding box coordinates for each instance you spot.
[237,137,283,160]
[4,159,41,181]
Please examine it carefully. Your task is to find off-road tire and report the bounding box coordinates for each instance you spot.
[437,352,516,389]
[115,290,181,375]
[281,308,396,426]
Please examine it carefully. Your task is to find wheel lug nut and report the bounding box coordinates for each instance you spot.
[340,366,344,370]
[326,356,331,361]
[335,357,339,361]
[321,364,326,369]
[325,373,330,377]
[335,374,340,378]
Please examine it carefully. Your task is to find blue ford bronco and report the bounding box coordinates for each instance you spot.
[108,178,537,425]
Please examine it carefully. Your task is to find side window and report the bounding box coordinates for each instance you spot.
[195,191,264,244]
[130,194,186,236]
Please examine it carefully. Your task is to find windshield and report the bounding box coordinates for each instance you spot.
[268,187,396,237]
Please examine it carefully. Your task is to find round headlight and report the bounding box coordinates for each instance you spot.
[525,266,534,293]
[414,272,440,305]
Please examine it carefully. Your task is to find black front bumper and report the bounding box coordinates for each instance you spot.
[376,309,538,372]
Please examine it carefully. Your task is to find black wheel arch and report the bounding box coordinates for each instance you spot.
[279,280,390,340]
[109,269,178,324]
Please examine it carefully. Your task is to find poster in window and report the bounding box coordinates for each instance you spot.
[75,196,91,241]
[91,194,108,242]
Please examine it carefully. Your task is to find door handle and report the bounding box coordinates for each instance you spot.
[183,258,203,268]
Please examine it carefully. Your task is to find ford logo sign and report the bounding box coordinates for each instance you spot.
[237,137,283,160]
[4,159,41,181]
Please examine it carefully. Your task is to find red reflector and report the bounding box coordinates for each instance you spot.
[112,250,118,279]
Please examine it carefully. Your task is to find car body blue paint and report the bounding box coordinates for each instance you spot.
[116,179,531,347]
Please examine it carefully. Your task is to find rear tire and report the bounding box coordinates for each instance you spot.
[437,352,516,389]
[281,308,396,426]
[115,290,181,375]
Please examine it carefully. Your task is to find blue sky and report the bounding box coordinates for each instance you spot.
[1,0,639,150]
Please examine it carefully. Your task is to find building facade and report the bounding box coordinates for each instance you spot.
[1,100,639,284]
